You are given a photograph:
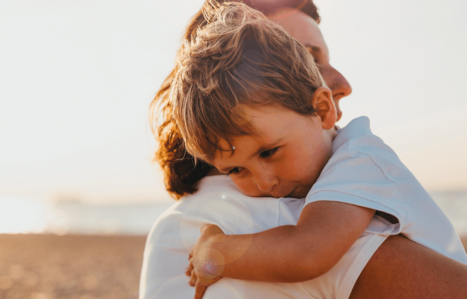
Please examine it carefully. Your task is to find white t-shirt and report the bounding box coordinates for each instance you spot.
[306,116,467,264]
[139,175,387,299]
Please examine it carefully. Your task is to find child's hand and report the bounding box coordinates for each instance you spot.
[186,224,225,299]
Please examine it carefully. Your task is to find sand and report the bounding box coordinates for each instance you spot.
[0,234,466,299]
[0,234,146,299]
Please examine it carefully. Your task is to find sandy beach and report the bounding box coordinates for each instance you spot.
[0,234,146,299]
[0,234,466,299]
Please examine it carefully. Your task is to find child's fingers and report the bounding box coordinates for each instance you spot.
[189,270,198,287]
[193,282,208,299]
[186,261,194,276]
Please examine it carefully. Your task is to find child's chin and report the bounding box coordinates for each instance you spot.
[286,185,311,199]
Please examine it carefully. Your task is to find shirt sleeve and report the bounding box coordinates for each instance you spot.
[305,144,409,235]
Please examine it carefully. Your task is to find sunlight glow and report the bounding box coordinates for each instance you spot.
[0,198,48,234]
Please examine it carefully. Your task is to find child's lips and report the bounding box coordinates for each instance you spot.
[273,186,297,198]
[285,186,298,198]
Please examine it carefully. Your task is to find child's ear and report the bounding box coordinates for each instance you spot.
[311,87,337,130]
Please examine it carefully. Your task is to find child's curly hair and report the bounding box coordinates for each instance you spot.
[171,1,324,163]
[150,0,321,199]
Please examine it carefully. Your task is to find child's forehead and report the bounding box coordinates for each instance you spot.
[234,103,291,122]
[242,105,303,132]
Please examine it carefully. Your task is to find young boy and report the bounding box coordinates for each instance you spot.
[169,2,467,298]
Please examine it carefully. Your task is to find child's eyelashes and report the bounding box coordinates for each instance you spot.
[227,147,279,175]
[228,167,242,175]
[259,147,279,159]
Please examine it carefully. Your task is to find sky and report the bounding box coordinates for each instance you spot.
[0,0,466,205]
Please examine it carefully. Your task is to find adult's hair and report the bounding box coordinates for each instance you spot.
[150,0,320,199]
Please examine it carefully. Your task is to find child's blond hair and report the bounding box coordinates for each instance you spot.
[171,1,324,163]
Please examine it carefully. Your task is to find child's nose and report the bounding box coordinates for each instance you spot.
[255,173,279,194]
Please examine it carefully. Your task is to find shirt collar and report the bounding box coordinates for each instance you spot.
[333,116,373,153]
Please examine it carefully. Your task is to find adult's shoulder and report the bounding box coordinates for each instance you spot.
[140,176,252,299]
[140,176,306,299]
[144,200,186,252]
[147,175,286,245]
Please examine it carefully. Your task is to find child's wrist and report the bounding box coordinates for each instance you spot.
[200,224,225,241]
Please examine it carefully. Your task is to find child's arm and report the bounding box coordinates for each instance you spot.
[188,201,375,298]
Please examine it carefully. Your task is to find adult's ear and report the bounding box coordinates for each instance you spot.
[311,87,337,130]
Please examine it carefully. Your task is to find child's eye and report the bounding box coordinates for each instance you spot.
[259,147,279,159]
[228,167,242,175]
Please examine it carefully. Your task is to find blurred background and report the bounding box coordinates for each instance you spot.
[0,0,466,298]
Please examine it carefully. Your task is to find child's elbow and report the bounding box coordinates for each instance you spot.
[301,261,332,281]
[294,251,338,281]
[279,263,329,283]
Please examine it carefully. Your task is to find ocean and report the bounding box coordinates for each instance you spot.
[1,191,466,236]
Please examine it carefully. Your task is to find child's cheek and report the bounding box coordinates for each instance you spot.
[232,176,267,197]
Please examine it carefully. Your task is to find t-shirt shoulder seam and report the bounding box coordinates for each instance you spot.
[347,138,398,185]
[341,140,410,222]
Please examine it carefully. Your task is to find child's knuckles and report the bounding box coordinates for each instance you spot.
[189,271,198,286]
[186,266,193,276]
[188,262,194,270]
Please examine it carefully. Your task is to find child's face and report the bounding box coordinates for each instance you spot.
[213,92,336,198]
